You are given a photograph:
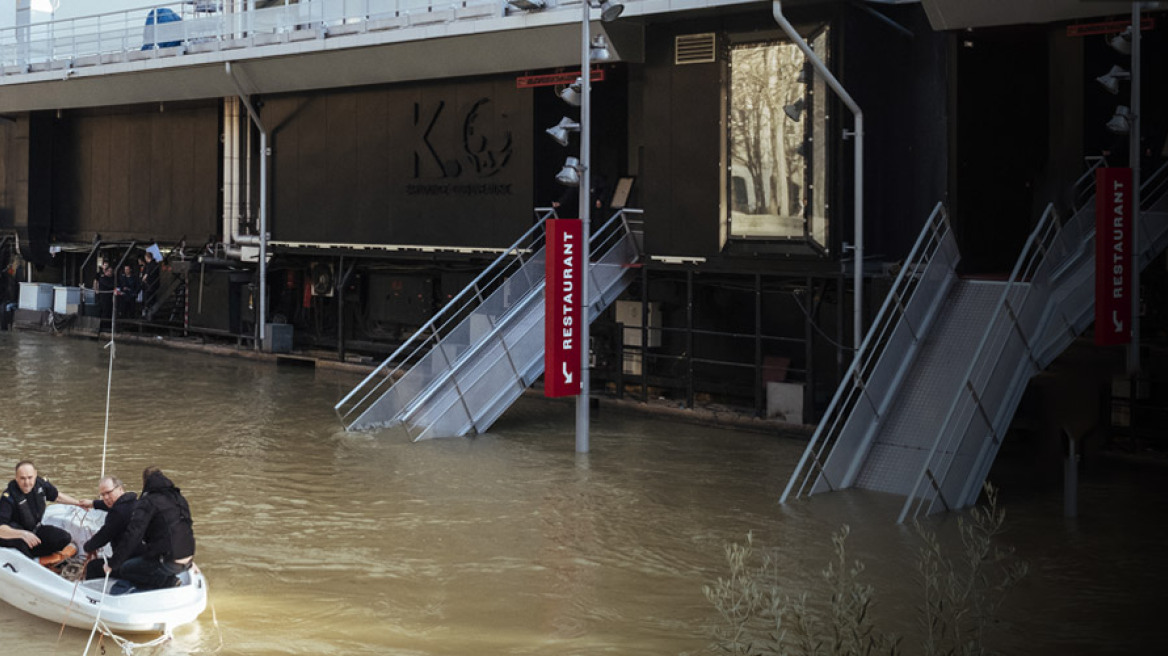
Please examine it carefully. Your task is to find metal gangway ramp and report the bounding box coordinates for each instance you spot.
[335,208,643,439]
[783,160,1168,522]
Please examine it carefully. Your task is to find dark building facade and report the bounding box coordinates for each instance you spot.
[1,0,1164,425]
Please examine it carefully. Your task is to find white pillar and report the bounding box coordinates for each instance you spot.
[575,1,592,454]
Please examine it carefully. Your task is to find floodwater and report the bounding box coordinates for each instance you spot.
[0,330,1164,655]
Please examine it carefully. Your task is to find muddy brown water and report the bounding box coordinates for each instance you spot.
[0,330,1163,655]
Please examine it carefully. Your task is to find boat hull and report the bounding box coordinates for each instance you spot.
[0,505,207,633]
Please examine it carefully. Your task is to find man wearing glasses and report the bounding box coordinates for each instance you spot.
[79,475,139,580]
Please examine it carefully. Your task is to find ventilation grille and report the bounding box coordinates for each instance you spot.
[675,33,716,65]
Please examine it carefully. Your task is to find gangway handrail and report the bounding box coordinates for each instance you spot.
[334,208,554,427]
[781,202,950,503]
[390,207,639,432]
[898,203,1059,523]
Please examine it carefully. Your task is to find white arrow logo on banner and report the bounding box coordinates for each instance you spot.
[1112,310,1124,333]
[562,362,574,385]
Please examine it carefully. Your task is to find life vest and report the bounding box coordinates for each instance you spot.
[3,478,47,531]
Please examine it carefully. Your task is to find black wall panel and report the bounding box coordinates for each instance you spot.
[52,101,219,242]
[642,23,722,258]
[264,75,533,248]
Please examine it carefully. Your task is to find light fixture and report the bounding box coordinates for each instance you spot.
[556,156,582,187]
[1106,105,1131,134]
[589,34,612,62]
[1095,64,1130,95]
[597,0,624,22]
[559,79,582,106]
[796,64,810,84]
[1109,25,1132,55]
[783,97,805,122]
[507,0,545,10]
[546,117,581,147]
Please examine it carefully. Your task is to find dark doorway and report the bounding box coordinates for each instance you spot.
[952,27,1049,275]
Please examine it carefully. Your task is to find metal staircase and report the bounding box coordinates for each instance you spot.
[784,160,1168,522]
[335,208,643,439]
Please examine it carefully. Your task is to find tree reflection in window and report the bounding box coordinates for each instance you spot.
[728,31,829,250]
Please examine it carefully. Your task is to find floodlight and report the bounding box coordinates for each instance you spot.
[1095,65,1130,95]
[589,34,612,62]
[556,156,582,186]
[1109,25,1132,55]
[783,98,805,122]
[1106,105,1131,134]
[546,117,581,146]
[598,0,624,22]
[559,79,582,106]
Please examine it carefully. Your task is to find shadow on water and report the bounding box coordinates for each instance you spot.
[0,330,1164,654]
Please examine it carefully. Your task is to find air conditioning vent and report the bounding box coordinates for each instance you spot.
[675,33,716,65]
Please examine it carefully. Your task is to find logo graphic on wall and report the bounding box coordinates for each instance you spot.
[411,98,513,196]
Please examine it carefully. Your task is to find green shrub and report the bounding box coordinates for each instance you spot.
[702,484,1026,656]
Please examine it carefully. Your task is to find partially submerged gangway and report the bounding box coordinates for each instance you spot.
[783,160,1168,522]
[334,208,643,439]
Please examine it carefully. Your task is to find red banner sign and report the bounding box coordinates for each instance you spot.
[1066,17,1154,38]
[516,68,605,89]
[1095,167,1133,346]
[545,219,583,397]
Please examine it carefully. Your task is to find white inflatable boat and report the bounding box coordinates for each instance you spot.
[0,504,207,634]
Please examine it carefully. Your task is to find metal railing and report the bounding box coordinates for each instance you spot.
[1,0,510,71]
[899,203,1060,523]
[398,207,642,439]
[782,203,955,503]
[1,0,643,72]
[900,159,1168,522]
[335,208,554,430]
[335,206,640,434]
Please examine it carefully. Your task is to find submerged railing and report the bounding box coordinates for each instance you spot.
[335,208,554,431]
[781,202,955,503]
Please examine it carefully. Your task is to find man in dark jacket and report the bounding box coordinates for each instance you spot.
[79,475,139,580]
[0,460,84,561]
[106,467,195,590]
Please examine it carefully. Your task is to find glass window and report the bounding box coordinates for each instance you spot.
[727,29,830,251]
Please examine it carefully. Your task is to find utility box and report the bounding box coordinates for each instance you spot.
[614,300,662,348]
[264,323,293,353]
[18,283,54,311]
[53,286,82,315]
[766,382,804,425]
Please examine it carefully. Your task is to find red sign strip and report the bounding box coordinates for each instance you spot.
[517,68,606,89]
[1095,167,1133,346]
[1067,17,1154,37]
[545,219,583,397]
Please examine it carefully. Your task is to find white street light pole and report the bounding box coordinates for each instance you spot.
[576,0,593,454]
[1128,2,1142,375]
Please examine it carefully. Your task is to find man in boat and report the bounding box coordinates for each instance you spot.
[0,461,85,564]
[78,475,139,580]
[105,467,195,590]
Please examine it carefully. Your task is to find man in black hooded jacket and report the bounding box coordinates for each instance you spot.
[106,467,196,590]
[0,460,84,560]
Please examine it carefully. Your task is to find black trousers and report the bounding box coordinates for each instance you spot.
[119,554,190,590]
[0,524,71,559]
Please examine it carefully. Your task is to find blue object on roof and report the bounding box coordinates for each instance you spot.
[142,8,182,50]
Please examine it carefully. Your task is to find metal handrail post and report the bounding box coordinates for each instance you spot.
[781,203,947,503]
[897,204,1057,524]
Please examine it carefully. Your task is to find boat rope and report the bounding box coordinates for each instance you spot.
[80,568,111,655]
[99,310,117,480]
[55,517,94,646]
[77,563,173,656]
